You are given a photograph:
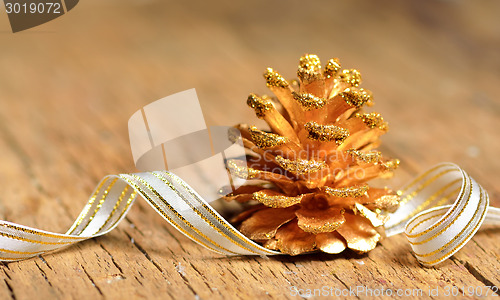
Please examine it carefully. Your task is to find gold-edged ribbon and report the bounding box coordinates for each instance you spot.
[0,171,279,262]
[385,163,500,266]
[0,163,499,265]
[1,91,499,265]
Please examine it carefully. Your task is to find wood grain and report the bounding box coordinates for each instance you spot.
[0,0,499,299]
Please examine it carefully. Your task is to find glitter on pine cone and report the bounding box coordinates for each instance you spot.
[225,54,401,255]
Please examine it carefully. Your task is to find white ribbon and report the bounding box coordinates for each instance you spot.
[0,163,499,266]
[0,171,279,262]
[385,163,500,266]
[1,90,499,266]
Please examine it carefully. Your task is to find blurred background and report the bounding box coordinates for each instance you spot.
[0,0,499,227]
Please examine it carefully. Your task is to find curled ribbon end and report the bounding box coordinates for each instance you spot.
[386,163,495,267]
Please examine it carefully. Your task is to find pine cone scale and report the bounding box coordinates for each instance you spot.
[227,54,400,255]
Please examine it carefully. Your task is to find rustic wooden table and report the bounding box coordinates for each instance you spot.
[0,0,499,299]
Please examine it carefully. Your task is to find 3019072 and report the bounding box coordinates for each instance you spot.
[5,2,62,14]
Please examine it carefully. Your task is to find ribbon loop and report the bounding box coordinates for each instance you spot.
[1,163,499,265]
[386,163,499,266]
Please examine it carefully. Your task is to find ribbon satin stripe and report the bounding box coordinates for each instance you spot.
[385,163,499,266]
[0,171,276,262]
[0,163,499,265]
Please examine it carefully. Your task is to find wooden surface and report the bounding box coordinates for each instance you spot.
[0,0,499,299]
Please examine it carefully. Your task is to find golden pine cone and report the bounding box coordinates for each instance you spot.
[225,54,400,255]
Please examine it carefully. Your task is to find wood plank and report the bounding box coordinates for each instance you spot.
[0,0,499,299]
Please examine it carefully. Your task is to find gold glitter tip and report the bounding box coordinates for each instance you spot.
[226,159,259,179]
[340,88,371,108]
[339,69,362,87]
[323,58,341,78]
[249,126,289,148]
[297,68,322,82]
[297,54,322,82]
[324,184,369,198]
[304,121,349,145]
[296,208,345,234]
[264,68,289,88]
[275,155,328,175]
[247,93,273,118]
[292,92,327,111]
[360,88,374,105]
[382,159,400,171]
[346,149,381,164]
[355,112,388,131]
[253,191,304,208]
[299,54,322,72]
